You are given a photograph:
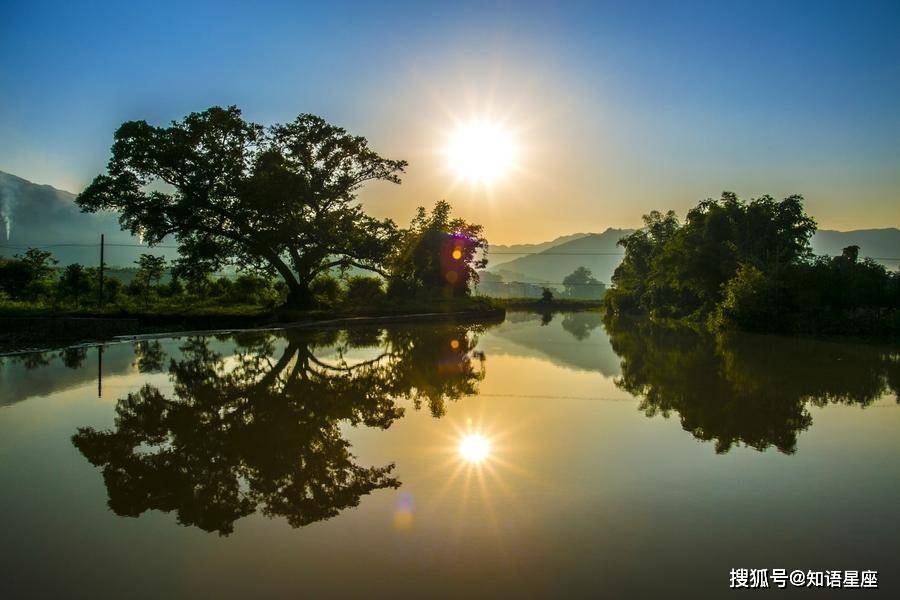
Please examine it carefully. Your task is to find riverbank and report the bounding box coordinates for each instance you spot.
[0,298,505,353]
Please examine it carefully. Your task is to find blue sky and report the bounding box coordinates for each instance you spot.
[2,0,898,241]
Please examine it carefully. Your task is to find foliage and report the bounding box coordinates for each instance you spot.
[562,266,605,299]
[541,287,553,303]
[345,275,385,306]
[0,246,292,313]
[135,254,166,288]
[0,248,58,301]
[57,263,93,308]
[602,192,897,336]
[713,246,900,336]
[606,192,817,320]
[77,106,406,308]
[389,200,487,298]
[309,274,343,307]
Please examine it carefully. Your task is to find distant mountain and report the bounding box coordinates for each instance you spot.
[0,170,177,267]
[487,228,635,284]
[810,228,900,262]
[491,268,549,285]
[486,226,900,285]
[490,233,589,261]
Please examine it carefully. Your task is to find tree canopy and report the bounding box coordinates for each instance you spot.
[605,192,818,320]
[77,106,406,307]
[389,200,487,298]
[562,266,605,299]
[609,193,899,336]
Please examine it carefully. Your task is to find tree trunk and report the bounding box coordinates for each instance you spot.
[261,251,312,309]
[285,282,313,309]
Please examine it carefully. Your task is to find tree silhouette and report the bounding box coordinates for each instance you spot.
[562,266,604,299]
[72,324,486,535]
[606,192,817,319]
[389,200,488,298]
[605,313,898,454]
[76,106,405,308]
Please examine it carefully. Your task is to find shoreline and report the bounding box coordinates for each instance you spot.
[0,308,507,355]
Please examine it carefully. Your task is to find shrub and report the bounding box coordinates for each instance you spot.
[310,275,342,307]
[344,276,385,306]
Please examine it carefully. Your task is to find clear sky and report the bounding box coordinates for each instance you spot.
[2,0,898,243]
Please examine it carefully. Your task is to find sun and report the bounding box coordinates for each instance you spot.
[445,119,518,185]
[458,433,491,464]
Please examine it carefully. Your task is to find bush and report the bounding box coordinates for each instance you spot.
[344,276,385,306]
[310,275,342,307]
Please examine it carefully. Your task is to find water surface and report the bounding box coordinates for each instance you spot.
[1,312,898,597]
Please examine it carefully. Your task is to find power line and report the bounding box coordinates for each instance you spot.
[2,242,900,261]
[0,243,180,249]
[490,250,900,261]
[479,282,610,286]
[491,251,625,256]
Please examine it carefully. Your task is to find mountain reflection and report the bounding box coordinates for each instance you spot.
[72,325,487,535]
[605,314,899,454]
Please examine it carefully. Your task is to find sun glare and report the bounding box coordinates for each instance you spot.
[458,433,491,464]
[445,119,518,185]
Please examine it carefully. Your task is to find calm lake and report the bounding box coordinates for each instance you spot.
[1,311,898,597]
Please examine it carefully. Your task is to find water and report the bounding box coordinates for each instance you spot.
[1,311,897,598]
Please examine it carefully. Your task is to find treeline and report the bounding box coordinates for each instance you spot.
[73,106,486,311]
[604,192,899,337]
[477,266,606,300]
[0,248,283,311]
[1,202,490,314]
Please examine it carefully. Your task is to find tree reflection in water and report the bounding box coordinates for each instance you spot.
[605,314,899,454]
[72,325,486,535]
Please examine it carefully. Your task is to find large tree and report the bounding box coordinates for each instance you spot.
[562,266,604,299]
[605,192,817,319]
[77,106,406,307]
[389,200,488,298]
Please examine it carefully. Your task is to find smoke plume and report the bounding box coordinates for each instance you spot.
[0,189,12,243]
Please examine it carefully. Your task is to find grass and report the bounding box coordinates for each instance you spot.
[0,295,504,330]
[0,295,606,321]
[0,295,506,352]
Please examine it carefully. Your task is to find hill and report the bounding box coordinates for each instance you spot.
[0,170,177,267]
[490,233,589,257]
[487,228,634,284]
[810,228,900,261]
[485,226,900,285]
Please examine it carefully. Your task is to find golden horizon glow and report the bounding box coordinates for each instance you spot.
[444,118,519,186]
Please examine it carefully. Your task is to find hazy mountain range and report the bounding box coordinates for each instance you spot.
[2,171,898,280]
[488,229,635,284]
[0,170,178,267]
[489,227,900,284]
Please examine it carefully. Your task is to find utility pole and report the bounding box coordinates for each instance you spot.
[97,345,103,398]
[99,234,105,309]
